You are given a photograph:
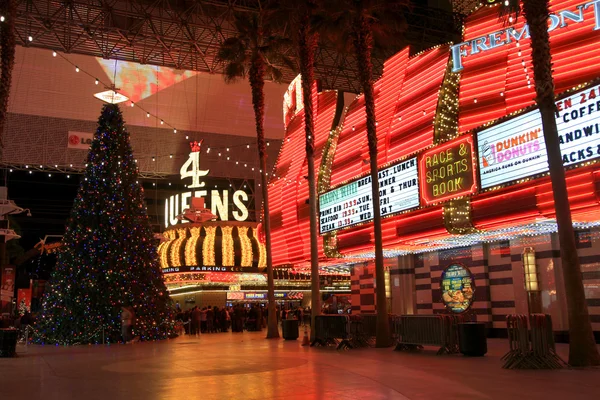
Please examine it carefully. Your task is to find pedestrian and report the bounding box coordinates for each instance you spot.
[206,306,214,333]
[191,306,201,336]
[200,307,208,333]
[121,306,135,343]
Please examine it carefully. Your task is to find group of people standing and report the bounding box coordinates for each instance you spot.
[174,304,312,336]
[176,306,231,335]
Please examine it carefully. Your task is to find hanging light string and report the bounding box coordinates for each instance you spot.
[35,50,284,181]
[51,50,177,133]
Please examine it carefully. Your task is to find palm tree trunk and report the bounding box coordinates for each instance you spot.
[249,56,279,339]
[0,0,17,158]
[298,8,321,341]
[353,14,390,348]
[523,0,599,366]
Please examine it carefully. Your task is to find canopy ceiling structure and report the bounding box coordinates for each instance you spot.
[12,0,464,93]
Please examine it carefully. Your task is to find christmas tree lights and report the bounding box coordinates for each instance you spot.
[35,104,173,345]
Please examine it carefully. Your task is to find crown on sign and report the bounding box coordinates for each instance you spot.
[189,140,203,152]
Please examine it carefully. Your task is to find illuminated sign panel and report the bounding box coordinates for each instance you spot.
[226,292,304,300]
[319,158,419,234]
[420,135,477,205]
[478,110,546,188]
[478,84,600,189]
[164,140,252,227]
[441,264,475,314]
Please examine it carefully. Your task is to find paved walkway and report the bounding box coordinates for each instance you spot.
[1,331,599,399]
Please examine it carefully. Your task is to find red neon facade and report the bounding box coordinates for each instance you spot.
[268,0,600,266]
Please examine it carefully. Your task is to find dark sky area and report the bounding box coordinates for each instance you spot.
[4,169,256,252]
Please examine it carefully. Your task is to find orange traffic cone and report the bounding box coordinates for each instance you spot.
[301,326,310,346]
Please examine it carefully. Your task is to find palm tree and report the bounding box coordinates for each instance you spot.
[0,0,16,156]
[280,0,321,341]
[317,0,408,347]
[217,8,293,339]
[502,0,600,366]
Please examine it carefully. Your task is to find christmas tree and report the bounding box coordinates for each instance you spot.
[35,104,172,345]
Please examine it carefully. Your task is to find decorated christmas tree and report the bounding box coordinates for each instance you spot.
[35,104,172,345]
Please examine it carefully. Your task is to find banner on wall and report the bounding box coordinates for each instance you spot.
[0,265,15,302]
[478,84,600,189]
[67,131,94,149]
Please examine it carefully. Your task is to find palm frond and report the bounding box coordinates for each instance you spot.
[217,37,246,63]
[499,0,522,25]
[223,62,246,83]
[267,66,284,83]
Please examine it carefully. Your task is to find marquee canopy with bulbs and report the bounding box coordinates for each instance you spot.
[267,0,600,269]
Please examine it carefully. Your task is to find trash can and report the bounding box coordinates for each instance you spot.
[282,319,299,340]
[458,322,487,356]
[0,328,18,358]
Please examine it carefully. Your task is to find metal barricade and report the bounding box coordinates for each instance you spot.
[502,314,565,369]
[311,315,351,350]
[349,314,397,348]
[394,315,459,355]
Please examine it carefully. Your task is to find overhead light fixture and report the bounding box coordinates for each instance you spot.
[94,89,129,104]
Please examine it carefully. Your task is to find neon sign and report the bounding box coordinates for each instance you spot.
[180,140,209,188]
[420,135,477,205]
[451,0,600,72]
[164,141,251,226]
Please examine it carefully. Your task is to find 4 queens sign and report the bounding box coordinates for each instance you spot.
[478,84,600,189]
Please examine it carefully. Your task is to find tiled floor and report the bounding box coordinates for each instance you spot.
[1,331,599,399]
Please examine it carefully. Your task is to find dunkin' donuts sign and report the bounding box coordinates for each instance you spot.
[478,84,600,189]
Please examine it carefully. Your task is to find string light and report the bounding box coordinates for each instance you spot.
[95,78,99,85]
[52,51,57,57]
[75,66,80,72]
[0,16,5,22]
[28,35,33,42]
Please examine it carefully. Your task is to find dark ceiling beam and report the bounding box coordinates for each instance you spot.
[13,0,462,92]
